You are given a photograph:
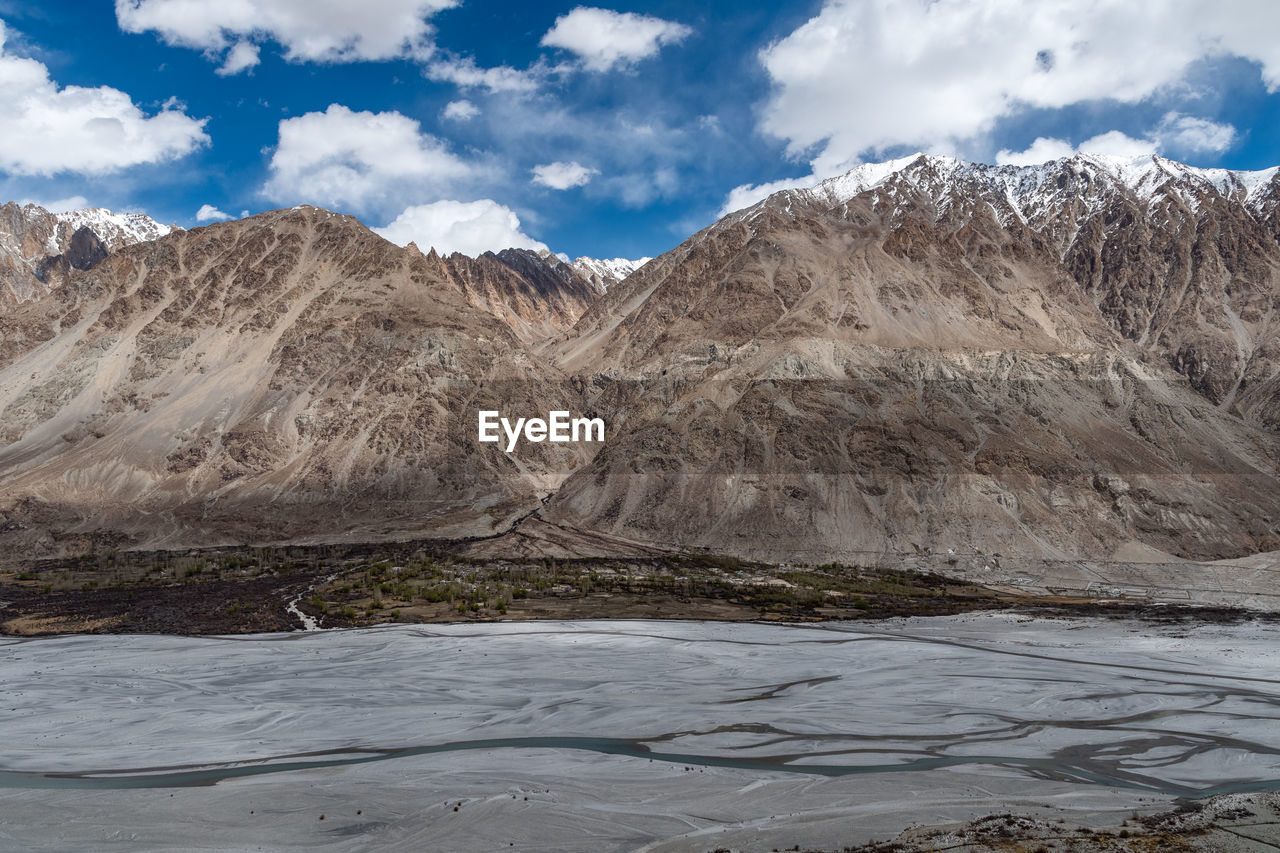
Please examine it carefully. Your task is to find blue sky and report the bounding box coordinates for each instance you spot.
[0,1,1278,260]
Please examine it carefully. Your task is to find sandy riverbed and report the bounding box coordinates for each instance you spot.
[1,614,1278,851]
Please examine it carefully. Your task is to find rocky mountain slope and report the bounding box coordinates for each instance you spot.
[541,153,1280,562]
[423,247,601,342]
[0,203,173,306]
[2,154,1280,567]
[0,208,592,554]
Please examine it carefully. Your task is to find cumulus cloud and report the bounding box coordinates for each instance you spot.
[442,99,479,121]
[115,0,456,71]
[1156,112,1237,154]
[997,132,1153,165]
[1079,131,1159,159]
[425,56,540,93]
[717,175,821,216]
[19,194,89,212]
[0,21,207,176]
[374,199,547,256]
[758,0,1280,177]
[196,203,231,222]
[261,104,469,211]
[540,7,691,72]
[996,114,1235,165]
[993,137,1078,167]
[216,40,259,76]
[531,160,597,189]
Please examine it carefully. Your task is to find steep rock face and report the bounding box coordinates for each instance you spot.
[490,248,601,332]
[779,154,1280,416]
[0,203,65,305]
[33,227,110,288]
[0,203,173,306]
[414,246,601,343]
[541,155,1280,562]
[0,208,585,554]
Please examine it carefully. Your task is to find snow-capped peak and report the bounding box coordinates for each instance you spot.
[572,256,652,293]
[744,152,1279,228]
[0,201,181,303]
[808,153,939,204]
[1065,153,1277,207]
[53,207,175,252]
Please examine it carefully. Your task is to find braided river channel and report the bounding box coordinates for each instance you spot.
[2,614,1278,851]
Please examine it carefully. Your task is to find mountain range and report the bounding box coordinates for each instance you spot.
[2,153,1279,572]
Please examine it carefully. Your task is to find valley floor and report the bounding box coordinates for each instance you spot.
[1,616,1278,852]
[1,544,1273,636]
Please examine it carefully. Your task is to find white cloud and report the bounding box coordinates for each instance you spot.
[718,175,821,216]
[261,104,469,211]
[1155,112,1236,153]
[196,203,231,222]
[601,168,683,208]
[540,6,691,72]
[996,132,1153,165]
[425,56,540,93]
[442,99,479,121]
[20,194,89,212]
[994,137,1077,167]
[449,90,705,209]
[996,114,1234,166]
[216,40,259,76]
[374,199,547,256]
[1078,130,1158,159]
[758,0,1280,177]
[115,0,456,71]
[531,160,597,189]
[0,21,208,176]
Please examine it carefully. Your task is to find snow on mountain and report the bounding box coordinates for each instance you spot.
[53,207,175,252]
[730,153,1280,258]
[745,153,1279,225]
[1,203,177,305]
[571,255,652,293]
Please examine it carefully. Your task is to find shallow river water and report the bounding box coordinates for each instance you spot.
[1,614,1278,851]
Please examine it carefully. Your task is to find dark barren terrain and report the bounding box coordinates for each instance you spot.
[2,541,1270,636]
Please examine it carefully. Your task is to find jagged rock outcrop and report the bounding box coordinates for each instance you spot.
[410,246,601,343]
[33,227,109,289]
[0,203,173,306]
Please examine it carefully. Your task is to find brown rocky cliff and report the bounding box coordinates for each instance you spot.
[0,203,171,307]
